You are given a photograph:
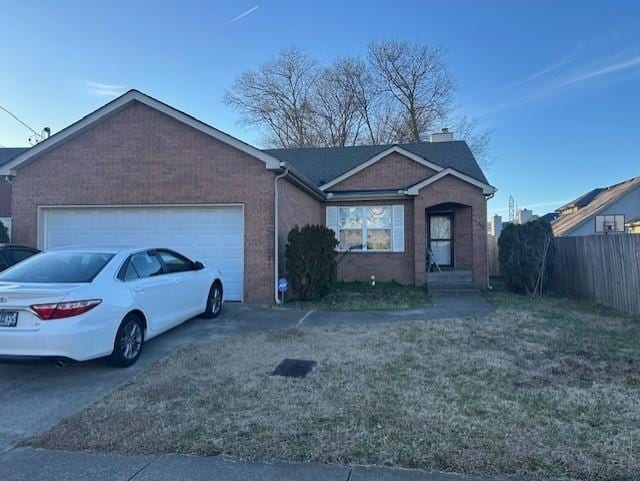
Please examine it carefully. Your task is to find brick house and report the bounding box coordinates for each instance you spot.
[0,90,495,304]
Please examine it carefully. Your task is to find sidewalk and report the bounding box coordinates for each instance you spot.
[0,447,504,481]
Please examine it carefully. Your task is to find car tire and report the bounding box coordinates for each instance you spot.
[202,281,223,319]
[108,314,144,367]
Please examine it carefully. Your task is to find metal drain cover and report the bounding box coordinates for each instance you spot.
[272,358,316,378]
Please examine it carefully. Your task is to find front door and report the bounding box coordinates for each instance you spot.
[428,214,454,268]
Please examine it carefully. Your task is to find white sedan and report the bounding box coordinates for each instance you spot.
[0,247,224,367]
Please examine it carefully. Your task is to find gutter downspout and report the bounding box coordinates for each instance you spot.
[485,191,496,290]
[274,166,290,304]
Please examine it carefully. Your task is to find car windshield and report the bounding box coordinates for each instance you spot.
[0,251,114,283]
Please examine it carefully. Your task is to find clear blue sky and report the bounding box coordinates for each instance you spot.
[1,0,639,217]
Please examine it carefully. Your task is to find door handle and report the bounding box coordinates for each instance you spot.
[133,287,144,293]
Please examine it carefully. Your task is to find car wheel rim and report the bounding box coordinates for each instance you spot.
[212,287,221,314]
[120,321,142,360]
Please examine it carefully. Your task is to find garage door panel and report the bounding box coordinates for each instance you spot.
[41,206,244,301]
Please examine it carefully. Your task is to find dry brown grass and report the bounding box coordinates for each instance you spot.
[28,293,640,481]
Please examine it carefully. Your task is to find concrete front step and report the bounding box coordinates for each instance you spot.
[429,286,481,294]
[427,270,473,283]
[427,271,479,292]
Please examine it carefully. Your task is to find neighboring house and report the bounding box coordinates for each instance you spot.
[626,217,640,233]
[0,90,495,304]
[0,148,27,239]
[552,176,640,237]
[540,212,559,223]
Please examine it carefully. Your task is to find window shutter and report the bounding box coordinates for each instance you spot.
[392,205,404,252]
[326,206,339,241]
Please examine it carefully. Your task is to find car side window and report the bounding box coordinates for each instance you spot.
[122,261,139,281]
[129,252,163,278]
[157,250,193,274]
[7,248,37,264]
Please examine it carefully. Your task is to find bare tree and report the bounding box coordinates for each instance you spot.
[451,115,493,170]
[224,47,319,148]
[224,43,488,161]
[312,59,363,146]
[368,40,455,142]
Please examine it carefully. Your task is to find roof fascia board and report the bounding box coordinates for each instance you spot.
[0,90,281,175]
[319,145,444,191]
[406,168,497,195]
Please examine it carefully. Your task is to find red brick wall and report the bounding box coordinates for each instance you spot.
[414,176,487,286]
[11,101,278,304]
[330,152,435,191]
[326,199,415,285]
[278,179,323,275]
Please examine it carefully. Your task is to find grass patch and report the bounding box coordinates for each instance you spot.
[286,281,430,311]
[27,294,640,481]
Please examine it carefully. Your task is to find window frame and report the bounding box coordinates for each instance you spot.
[595,214,625,233]
[337,206,394,252]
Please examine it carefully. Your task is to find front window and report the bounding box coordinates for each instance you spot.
[595,215,625,233]
[0,252,114,283]
[338,206,393,251]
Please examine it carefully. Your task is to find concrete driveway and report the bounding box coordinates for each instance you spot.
[0,292,493,450]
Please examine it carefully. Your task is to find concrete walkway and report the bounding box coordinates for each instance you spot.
[0,447,502,481]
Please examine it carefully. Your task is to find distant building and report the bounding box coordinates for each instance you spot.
[552,176,640,236]
[488,214,503,237]
[516,208,533,225]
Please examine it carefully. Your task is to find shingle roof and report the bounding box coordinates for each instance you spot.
[552,176,640,236]
[264,141,488,187]
[0,148,28,167]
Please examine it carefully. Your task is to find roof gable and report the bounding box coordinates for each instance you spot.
[0,90,281,175]
[319,146,444,190]
[406,168,496,195]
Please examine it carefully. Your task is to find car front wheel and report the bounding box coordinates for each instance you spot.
[109,314,144,367]
[203,281,223,319]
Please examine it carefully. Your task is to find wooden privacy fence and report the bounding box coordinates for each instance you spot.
[552,235,640,316]
[487,235,500,277]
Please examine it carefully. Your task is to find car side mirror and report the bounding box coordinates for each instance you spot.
[193,261,205,270]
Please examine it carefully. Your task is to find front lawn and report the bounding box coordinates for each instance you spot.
[28,293,640,481]
[286,281,431,310]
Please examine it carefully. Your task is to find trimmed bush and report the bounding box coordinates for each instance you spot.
[498,219,555,295]
[285,224,338,300]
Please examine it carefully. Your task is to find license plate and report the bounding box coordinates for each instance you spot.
[0,311,18,327]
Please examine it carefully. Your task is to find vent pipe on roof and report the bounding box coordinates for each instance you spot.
[429,127,454,143]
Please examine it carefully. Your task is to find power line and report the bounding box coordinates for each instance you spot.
[0,104,39,135]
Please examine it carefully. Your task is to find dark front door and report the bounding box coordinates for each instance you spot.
[428,214,454,268]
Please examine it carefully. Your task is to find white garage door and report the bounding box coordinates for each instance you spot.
[39,205,244,301]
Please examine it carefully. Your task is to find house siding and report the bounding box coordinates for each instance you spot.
[330,152,436,191]
[11,101,278,304]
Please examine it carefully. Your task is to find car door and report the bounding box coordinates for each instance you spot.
[156,249,205,318]
[124,250,179,334]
